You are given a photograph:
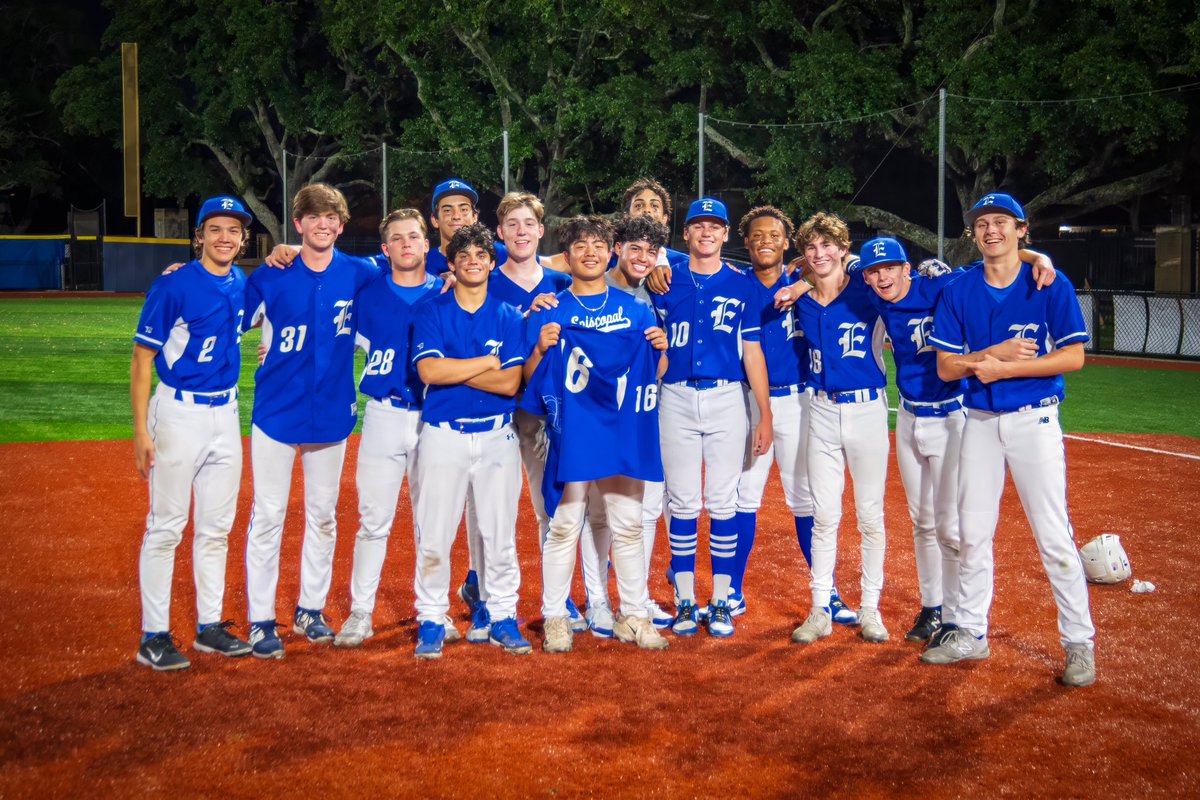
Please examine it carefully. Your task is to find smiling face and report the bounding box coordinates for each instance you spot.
[683,219,728,259]
[972,212,1027,260]
[381,217,429,273]
[497,205,544,260]
[862,262,912,303]
[432,194,478,244]
[451,243,494,288]
[617,239,659,283]
[294,210,344,252]
[566,234,612,283]
[802,235,849,280]
[745,215,787,271]
[195,216,246,268]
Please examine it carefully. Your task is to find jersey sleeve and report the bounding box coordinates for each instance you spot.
[497,309,528,368]
[739,283,762,342]
[411,303,445,362]
[524,306,553,354]
[133,277,177,350]
[632,300,657,331]
[930,285,966,354]
[1045,273,1090,348]
[244,273,266,327]
[353,255,383,291]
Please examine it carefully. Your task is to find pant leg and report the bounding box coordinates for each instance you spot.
[842,396,889,609]
[190,400,243,626]
[412,426,472,622]
[515,408,551,546]
[699,383,750,602]
[641,480,665,573]
[246,425,298,623]
[659,384,703,600]
[805,396,846,609]
[543,481,589,618]
[896,408,941,609]
[955,410,1007,637]
[472,424,524,620]
[596,475,649,617]
[296,438,348,611]
[929,410,965,623]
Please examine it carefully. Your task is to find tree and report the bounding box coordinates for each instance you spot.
[53,0,400,242]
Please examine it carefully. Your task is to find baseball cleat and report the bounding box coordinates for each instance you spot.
[645,600,674,630]
[858,607,890,643]
[293,607,335,643]
[466,605,491,644]
[488,618,533,655]
[334,611,374,648]
[924,623,958,651]
[193,621,252,657]
[136,633,191,671]
[1061,643,1096,687]
[791,607,833,644]
[919,629,989,664]
[542,616,574,653]
[726,591,747,618]
[706,599,734,638]
[905,607,942,643]
[829,593,858,626]
[587,601,615,639]
[443,615,463,644]
[671,601,699,636]
[613,615,669,650]
[249,621,285,659]
[458,578,482,614]
[414,620,445,660]
[565,597,588,633]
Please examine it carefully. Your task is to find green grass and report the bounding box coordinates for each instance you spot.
[0,297,1197,443]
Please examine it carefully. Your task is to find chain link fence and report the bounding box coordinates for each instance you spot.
[1079,290,1200,359]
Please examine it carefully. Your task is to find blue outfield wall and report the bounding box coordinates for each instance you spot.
[0,237,65,290]
[103,238,192,293]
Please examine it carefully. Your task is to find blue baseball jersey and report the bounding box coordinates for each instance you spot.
[792,275,885,393]
[523,287,657,353]
[745,270,810,389]
[427,240,508,276]
[650,263,761,383]
[356,272,444,405]
[134,260,247,392]
[411,292,527,423]
[246,249,380,444]
[521,326,664,517]
[489,265,572,313]
[868,272,964,404]
[931,264,1089,413]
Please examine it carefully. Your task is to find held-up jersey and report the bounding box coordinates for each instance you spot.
[930,264,1089,413]
[246,249,379,444]
[521,326,664,516]
[489,265,572,313]
[868,272,964,404]
[650,263,761,383]
[523,287,657,354]
[134,259,247,392]
[427,241,509,276]
[746,270,810,389]
[356,272,445,405]
[793,275,885,393]
[411,292,527,423]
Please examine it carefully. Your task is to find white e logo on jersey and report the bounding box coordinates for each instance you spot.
[838,322,867,358]
[1008,323,1039,339]
[333,300,353,336]
[710,296,741,333]
[908,316,934,354]
[485,339,503,356]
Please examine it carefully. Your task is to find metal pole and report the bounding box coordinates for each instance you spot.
[281,150,288,245]
[502,129,510,194]
[938,88,946,261]
[698,112,706,198]
[381,141,388,215]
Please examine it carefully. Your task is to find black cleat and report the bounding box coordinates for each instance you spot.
[194,620,253,657]
[906,607,943,642]
[137,633,191,672]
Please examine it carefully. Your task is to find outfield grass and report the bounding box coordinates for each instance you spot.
[0,297,1197,443]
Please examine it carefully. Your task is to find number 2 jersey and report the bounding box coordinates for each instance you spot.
[245,249,380,444]
[521,290,664,516]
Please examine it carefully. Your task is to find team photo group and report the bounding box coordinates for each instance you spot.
[130,172,1099,688]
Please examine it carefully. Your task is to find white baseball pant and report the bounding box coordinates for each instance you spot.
[139,383,242,633]
[346,399,422,615]
[955,404,1095,647]
[413,422,522,622]
[736,387,814,516]
[543,477,648,618]
[806,392,889,610]
[245,425,348,622]
[895,403,964,621]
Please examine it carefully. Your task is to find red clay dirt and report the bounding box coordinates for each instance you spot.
[0,433,1196,798]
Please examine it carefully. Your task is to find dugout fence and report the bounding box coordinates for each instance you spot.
[1078,290,1200,359]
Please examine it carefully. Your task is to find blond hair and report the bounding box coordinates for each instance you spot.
[794,212,851,250]
[496,191,545,224]
[378,208,428,241]
[292,183,350,224]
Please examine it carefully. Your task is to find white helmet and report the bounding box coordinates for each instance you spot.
[1079,533,1132,584]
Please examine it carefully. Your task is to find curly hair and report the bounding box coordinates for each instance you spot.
[622,177,673,221]
[613,214,669,249]
[794,211,851,251]
[738,205,795,240]
[447,223,496,263]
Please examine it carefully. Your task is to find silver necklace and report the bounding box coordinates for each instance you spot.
[571,288,609,314]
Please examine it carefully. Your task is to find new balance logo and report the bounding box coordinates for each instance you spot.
[1040,417,1050,424]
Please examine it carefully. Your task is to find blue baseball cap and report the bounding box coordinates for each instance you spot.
[964,192,1026,226]
[684,197,729,226]
[198,195,252,227]
[858,237,909,270]
[432,178,479,212]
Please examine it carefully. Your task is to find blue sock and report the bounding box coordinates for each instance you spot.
[667,517,699,577]
[465,569,479,586]
[730,511,757,593]
[141,630,168,644]
[197,621,217,635]
[794,515,814,568]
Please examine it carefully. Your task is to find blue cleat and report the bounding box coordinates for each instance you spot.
[414,620,445,660]
[671,601,699,636]
[466,604,491,644]
[565,597,588,633]
[707,599,735,638]
[293,607,335,643]
[488,618,533,654]
[249,621,285,659]
[458,578,482,614]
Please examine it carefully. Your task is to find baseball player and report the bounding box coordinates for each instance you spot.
[925,192,1096,687]
[651,197,773,637]
[522,215,670,652]
[778,213,891,646]
[410,222,531,659]
[242,183,379,659]
[131,195,255,671]
[427,178,509,275]
[331,208,448,647]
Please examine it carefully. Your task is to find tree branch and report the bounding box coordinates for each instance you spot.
[446,12,547,136]
[704,124,763,169]
[842,203,938,253]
